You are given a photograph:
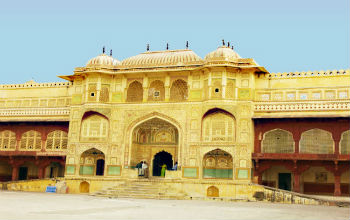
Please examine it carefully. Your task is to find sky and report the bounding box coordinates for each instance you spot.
[0,0,349,84]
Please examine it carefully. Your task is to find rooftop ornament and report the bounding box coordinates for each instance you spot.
[110,49,112,56]
[147,44,150,51]
[186,41,189,49]
[102,46,105,54]
[166,43,169,50]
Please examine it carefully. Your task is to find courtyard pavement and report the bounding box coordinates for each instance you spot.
[0,191,349,220]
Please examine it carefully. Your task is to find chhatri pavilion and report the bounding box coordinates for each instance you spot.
[0,42,349,198]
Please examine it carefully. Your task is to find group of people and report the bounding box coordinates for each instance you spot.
[136,161,149,177]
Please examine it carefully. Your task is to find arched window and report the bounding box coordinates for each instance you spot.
[340,130,350,154]
[0,130,16,150]
[262,129,295,153]
[127,81,143,102]
[211,79,222,99]
[203,149,233,179]
[20,130,42,150]
[202,110,235,142]
[225,79,235,99]
[81,115,108,140]
[170,79,188,101]
[148,80,165,101]
[46,130,68,150]
[300,129,334,154]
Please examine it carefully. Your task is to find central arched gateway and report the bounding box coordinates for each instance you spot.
[130,117,179,175]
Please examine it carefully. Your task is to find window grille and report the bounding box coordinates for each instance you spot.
[211,79,222,99]
[45,130,68,150]
[299,129,334,154]
[99,84,110,102]
[170,79,188,101]
[88,84,97,101]
[20,130,42,150]
[340,130,350,154]
[81,115,108,138]
[0,130,16,150]
[202,112,234,142]
[126,81,143,102]
[148,80,164,101]
[262,129,294,153]
[225,79,235,99]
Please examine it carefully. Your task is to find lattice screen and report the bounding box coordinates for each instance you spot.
[88,84,97,101]
[126,81,143,102]
[211,79,222,98]
[170,79,188,101]
[99,84,110,102]
[262,129,295,153]
[81,115,108,138]
[148,80,165,101]
[202,112,234,142]
[299,129,334,154]
[340,130,350,154]
[0,130,16,150]
[225,79,235,99]
[46,130,68,150]
[20,130,42,150]
[203,79,209,100]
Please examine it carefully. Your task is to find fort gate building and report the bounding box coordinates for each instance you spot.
[0,44,349,197]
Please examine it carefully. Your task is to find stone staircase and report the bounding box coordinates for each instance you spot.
[91,180,187,200]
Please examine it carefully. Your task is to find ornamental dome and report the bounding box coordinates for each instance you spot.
[205,46,241,62]
[120,49,203,68]
[86,53,120,68]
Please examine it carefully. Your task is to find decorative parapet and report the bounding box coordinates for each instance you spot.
[0,107,70,116]
[268,69,349,79]
[0,81,72,89]
[254,100,350,112]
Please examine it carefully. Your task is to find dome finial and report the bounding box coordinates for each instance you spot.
[147,44,150,51]
[102,46,105,54]
[227,42,230,48]
[222,39,225,46]
[166,43,169,50]
[110,49,112,56]
[231,45,234,50]
[186,41,189,49]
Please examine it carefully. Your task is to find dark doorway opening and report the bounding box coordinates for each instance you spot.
[96,159,105,176]
[152,151,173,176]
[18,167,28,180]
[278,173,291,191]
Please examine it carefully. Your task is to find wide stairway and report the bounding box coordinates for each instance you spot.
[91,180,187,200]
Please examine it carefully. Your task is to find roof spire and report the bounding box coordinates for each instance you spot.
[147,44,150,51]
[166,43,169,50]
[186,41,189,49]
[231,45,234,50]
[227,42,230,48]
[102,46,105,54]
[222,39,225,46]
[110,49,112,56]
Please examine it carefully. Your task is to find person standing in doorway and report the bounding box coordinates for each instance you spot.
[142,161,148,178]
[173,162,178,171]
[136,161,143,176]
[161,164,167,177]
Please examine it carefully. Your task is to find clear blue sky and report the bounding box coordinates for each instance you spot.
[0,0,349,83]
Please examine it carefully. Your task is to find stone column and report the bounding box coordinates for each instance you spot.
[334,173,341,196]
[292,171,301,193]
[11,165,19,181]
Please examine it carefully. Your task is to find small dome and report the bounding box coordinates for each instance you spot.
[205,46,241,62]
[86,53,120,68]
[120,49,203,68]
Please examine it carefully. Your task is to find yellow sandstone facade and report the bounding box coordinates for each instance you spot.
[0,44,349,199]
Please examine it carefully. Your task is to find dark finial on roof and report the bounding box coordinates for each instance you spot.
[231,45,234,50]
[222,39,225,46]
[147,44,150,51]
[110,49,112,56]
[186,41,189,49]
[102,46,105,54]
[166,43,169,50]
[227,42,230,48]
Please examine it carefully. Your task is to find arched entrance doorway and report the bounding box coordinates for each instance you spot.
[130,117,179,172]
[80,148,105,176]
[152,151,173,176]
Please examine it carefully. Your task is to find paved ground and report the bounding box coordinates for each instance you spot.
[0,191,349,220]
